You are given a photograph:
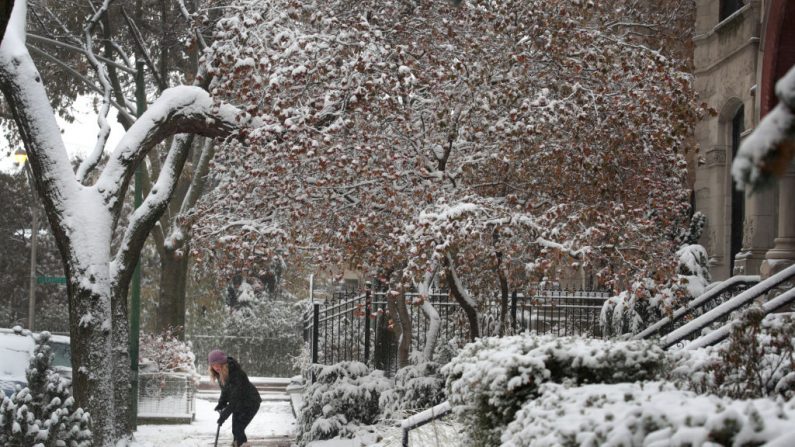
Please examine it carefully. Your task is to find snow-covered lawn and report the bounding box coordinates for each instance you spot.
[131,398,296,446]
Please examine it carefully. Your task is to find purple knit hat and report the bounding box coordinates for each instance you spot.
[208,349,227,365]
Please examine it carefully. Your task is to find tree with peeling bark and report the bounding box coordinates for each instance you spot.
[0,1,250,445]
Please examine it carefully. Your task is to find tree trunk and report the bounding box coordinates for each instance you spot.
[394,289,412,369]
[417,266,440,361]
[68,275,116,447]
[497,268,509,336]
[385,289,411,369]
[495,251,509,337]
[111,283,131,441]
[156,240,190,338]
[444,254,480,340]
[0,1,14,47]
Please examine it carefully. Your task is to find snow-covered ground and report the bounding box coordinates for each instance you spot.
[131,397,297,446]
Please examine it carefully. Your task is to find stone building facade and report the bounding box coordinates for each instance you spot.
[693,0,795,280]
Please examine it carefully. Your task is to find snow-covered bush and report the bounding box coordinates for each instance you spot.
[601,244,711,337]
[298,362,391,446]
[673,307,795,399]
[0,331,91,446]
[442,334,668,446]
[188,294,305,376]
[501,381,795,447]
[139,327,200,383]
[432,336,464,366]
[379,361,446,419]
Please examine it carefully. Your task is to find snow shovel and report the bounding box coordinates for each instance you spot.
[213,423,221,447]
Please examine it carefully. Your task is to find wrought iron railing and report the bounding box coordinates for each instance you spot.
[658,264,795,350]
[631,275,759,342]
[685,286,795,349]
[302,287,609,376]
[511,290,609,337]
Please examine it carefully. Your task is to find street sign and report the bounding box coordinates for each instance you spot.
[36,276,67,284]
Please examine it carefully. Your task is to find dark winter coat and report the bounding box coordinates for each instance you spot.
[215,357,262,423]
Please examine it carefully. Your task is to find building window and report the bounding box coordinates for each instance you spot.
[720,0,745,22]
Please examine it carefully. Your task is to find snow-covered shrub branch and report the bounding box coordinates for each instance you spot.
[138,327,201,382]
[442,334,668,446]
[673,308,795,400]
[379,361,447,420]
[600,244,711,337]
[501,381,795,447]
[298,362,391,446]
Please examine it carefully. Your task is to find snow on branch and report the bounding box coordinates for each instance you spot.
[0,0,26,54]
[76,0,114,185]
[96,86,247,207]
[733,66,795,190]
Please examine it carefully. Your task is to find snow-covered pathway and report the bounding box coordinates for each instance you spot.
[131,383,297,447]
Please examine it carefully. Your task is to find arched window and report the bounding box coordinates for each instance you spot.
[720,0,745,22]
[729,105,745,274]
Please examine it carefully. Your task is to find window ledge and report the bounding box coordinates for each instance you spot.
[694,3,754,42]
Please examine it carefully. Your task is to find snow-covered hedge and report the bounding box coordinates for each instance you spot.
[601,244,711,337]
[673,308,795,399]
[298,362,391,446]
[501,381,795,447]
[139,328,200,383]
[0,332,91,446]
[379,362,446,419]
[442,334,667,446]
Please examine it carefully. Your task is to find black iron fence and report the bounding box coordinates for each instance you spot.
[302,287,609,375]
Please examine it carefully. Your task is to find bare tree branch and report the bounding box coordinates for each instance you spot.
[27,33,135,74]
[76,0,116,184]
[25,43,135,120]
[121,6,166,91]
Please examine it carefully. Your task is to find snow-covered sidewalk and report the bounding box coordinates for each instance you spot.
[131,394,297,446]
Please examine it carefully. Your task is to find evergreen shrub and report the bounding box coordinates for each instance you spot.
[379,361,446,419]
[0,331,91,447]
[297,361,390,446]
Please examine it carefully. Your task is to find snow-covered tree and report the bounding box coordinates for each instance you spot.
[0,331,91,447]
[198,0,702,355]
[20,0,238,338]
[0,1,252,444]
